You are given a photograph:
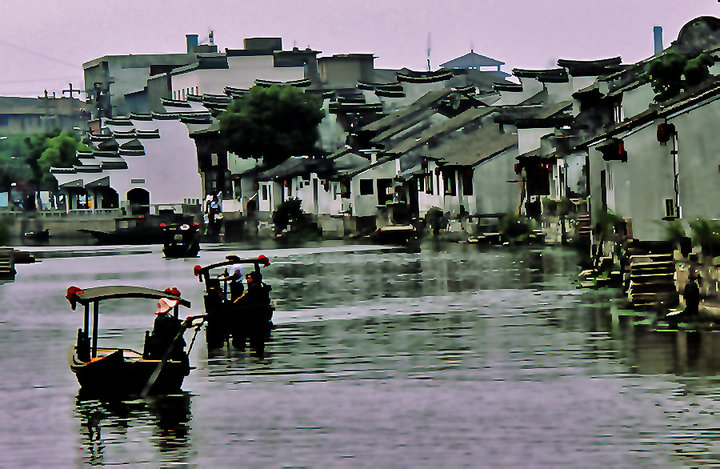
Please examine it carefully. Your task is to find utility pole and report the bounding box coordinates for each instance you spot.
[63,83,82,99]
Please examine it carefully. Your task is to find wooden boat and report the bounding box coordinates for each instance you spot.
[162,222,200,258]
[23,228,50,243]
[193,254,274,356]
[67,285,201,396]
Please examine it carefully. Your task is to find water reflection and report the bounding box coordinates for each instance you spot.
[8,242,720,467]
[75,392,192,466]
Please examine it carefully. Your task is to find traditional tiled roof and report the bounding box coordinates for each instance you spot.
[557,57,623,76]
[441,51,505,69]
[257,156,332,180]
[512,68,568,83]
[357,81,403,91]
[362,89,453,132]
[255,78,311,88]
[386,106,496,156]
[493,83,523,94]
[369,107,437,144]
[429,125,517,167]
[494,101,572,126]
[397,69,453,83]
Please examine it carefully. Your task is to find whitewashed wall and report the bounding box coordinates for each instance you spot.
[472,148,522,216]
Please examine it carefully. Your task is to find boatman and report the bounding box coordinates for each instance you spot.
[145,296,186,360]
[220,264,244,301]
[230,271,273,350]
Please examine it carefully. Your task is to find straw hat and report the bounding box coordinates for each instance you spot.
[156,297,179,314]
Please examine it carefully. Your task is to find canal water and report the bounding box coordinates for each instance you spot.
[2,241,720,467]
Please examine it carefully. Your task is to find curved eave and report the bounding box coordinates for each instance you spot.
[397,71,453,83]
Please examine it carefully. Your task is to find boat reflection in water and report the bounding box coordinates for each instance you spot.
[75,392,192,466]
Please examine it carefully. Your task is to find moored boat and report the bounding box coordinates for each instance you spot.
[162,222,201,258]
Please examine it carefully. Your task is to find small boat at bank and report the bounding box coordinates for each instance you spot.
[66,285,202,396]
[193,254,274,356]
[162,222,200,258]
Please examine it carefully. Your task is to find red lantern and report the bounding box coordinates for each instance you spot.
[323,182,329,191]
[434,167,440,175]
[193,265,202,276]
[657,123,675,143]
[420,159,428,170]
[283,179,289,187]
[257,254,270,266]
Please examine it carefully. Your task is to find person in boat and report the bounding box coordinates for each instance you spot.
[219,264,244,301]
[230,271,273,349]
[145,296,187,360]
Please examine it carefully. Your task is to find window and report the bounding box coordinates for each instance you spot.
[613,103,624,123]
[417,175,424,192]
[425,174,434,195]
[443,171,457,196]
[261,185,268,200]
[360,179,374,195]
[462,169,473,196]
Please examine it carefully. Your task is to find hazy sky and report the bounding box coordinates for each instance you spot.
[1,0,719,98]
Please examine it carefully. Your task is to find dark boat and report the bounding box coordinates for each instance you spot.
[193,254,274,356]
[66,285,203,397]
[80,214,196,245]
[370,224,419,245]
[80,216,165,245]
[23,228,50,243]
[162,222,200,258]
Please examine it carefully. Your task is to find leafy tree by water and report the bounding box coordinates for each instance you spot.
[218,85,324,167]
[272,198,306,234]
[22,130,88,192]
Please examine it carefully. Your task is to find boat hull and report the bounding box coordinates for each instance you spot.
[69,347,189,396]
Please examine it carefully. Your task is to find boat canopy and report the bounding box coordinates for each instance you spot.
[193,254,270,281]
[70,286,191,308]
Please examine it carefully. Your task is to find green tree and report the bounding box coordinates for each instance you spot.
[218,85,324,167]
[24,130,86,191]
[0,135,32,191]
[647,50,716,101]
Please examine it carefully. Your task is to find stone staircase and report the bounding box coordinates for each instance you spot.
[575,214,592,246]
[0,248,16,279]
[625,243,677,308]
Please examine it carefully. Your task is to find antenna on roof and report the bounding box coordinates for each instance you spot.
[470,39,474,54]
[427,32,432,71]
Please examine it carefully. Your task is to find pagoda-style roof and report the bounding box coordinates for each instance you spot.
[441,51,505,69]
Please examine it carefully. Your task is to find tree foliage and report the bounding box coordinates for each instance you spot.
[0,135,32,191]
[22,130,87,190]
[218,85,324,167]
[647,50,716,101]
